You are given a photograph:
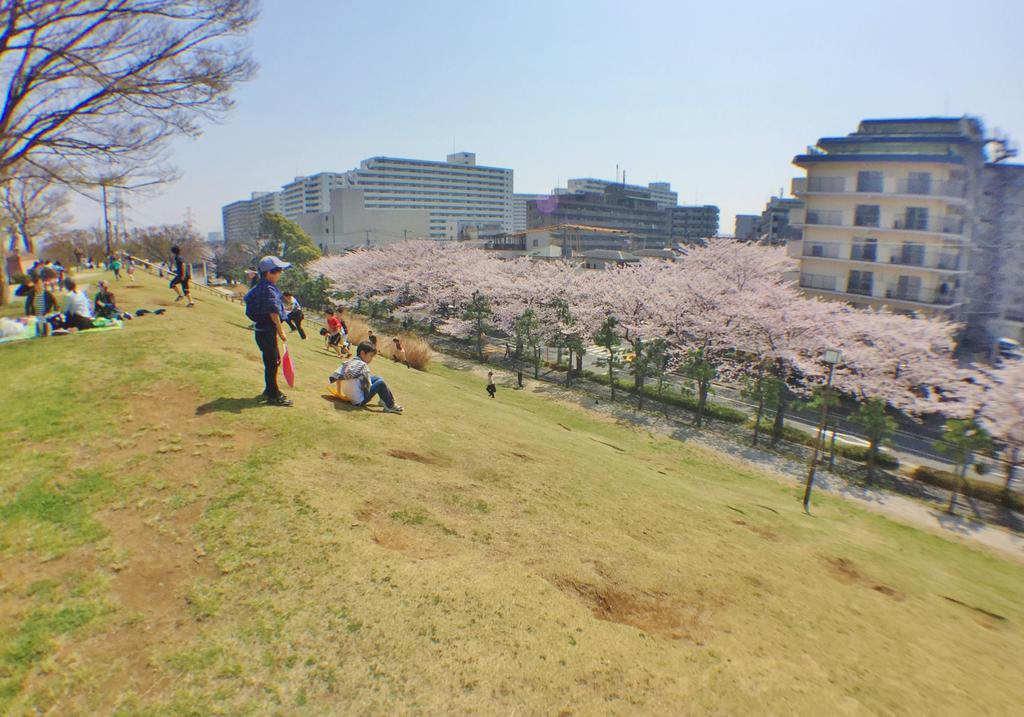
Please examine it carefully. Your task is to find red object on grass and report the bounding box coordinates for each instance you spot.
[281,344,295,387]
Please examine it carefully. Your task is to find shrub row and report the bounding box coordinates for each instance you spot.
[580,371,749,424]
[748,418,900,469]
[910,466,1022,512]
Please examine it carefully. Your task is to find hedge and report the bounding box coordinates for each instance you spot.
[910,466,1022,512]
[581,371,749,424]
[749,418,900,469]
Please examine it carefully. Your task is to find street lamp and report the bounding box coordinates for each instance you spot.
[802,348,842,513]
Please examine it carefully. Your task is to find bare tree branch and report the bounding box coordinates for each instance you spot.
[0,0,257,187]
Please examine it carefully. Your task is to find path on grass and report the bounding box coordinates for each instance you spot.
[437,353,1024,563]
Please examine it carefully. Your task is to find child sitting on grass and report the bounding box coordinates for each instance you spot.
[329,341,403,414]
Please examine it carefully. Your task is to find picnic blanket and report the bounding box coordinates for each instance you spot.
[0,316,123,345]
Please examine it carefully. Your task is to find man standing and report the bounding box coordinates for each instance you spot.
[169,245,194,307]
[244,256,293,406]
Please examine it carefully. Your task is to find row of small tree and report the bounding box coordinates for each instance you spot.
[314,240,1023,498]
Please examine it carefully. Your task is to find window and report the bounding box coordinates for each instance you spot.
[856,171,883,193]
[895,275,922,301]
[851,238,877,262]
[906,172,932,195]
[904,207,929,231]
[847,270,874,296]
[854,205,880,227]
[898,242,925,266]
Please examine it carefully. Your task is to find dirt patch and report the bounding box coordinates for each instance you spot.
[354,502,455,560]
[551,576,708,643]
[39,383,263,709]
[386,449,440,465]
[732,518,779,541]
[826,557,905,601]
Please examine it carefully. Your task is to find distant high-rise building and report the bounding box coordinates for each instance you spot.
[528,184,670,248]
[221,191,282,245]
[207,231,223,244]
[735,214,760,240]
[666,205,720,243]
[759,195,804,244]
[566,177,678,208]
[513,193,546,232]
[280,173,346,219]
[339,152,513,240]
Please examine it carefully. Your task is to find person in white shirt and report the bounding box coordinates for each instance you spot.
[328,341,403,413]
[62,278,97,330]
[281,292,307,339]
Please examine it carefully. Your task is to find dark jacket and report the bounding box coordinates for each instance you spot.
[16,285,58,316]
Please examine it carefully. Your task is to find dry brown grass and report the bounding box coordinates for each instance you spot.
[380,334,434,371]
[343,315,370,345]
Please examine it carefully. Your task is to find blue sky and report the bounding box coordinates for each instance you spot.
[88,0,1024,236]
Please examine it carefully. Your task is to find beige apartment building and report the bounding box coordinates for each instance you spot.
[790,117,984,319]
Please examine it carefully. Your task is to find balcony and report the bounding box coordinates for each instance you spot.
[850,245,877,262]
[792,176,967,200]
[802,243,841,258]
[888,251,962,271]
[804,209,844,226]
[799,273,837,291]
[883,286,958,307]
[892,216,964,235]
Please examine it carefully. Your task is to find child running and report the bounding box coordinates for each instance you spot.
[322,307,348,357]
[169,245,194,307]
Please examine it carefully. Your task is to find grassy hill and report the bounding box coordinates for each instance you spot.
[1,270,1022,715]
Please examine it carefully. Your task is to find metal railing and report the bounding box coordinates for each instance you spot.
[895,178,966,198]
[792,176,966,199]
[892,216,964,235]
[802,243,841,258]
[799,273,837,291]
[805,209,844,225]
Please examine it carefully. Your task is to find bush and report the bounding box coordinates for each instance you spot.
[748,418,899,469]
[381,335,433,371]
[580,371,748,424]
[911,466,1022,512]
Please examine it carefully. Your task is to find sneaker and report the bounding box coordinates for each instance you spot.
[174,295,183,302]
[383,404,404,414]
[187,302,195,308]
[267,394,293,407]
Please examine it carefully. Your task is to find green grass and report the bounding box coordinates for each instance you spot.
[0,269,1022,715]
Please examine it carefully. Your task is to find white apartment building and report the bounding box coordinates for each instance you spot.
[566,177,678,208]
[280,173,346,219]
[513,193,545,232]
[790,117,985,320]
[221,191,284,245]
[340,152,513,240]
[295,188,431,254]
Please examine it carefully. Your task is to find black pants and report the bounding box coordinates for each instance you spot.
[286,310,306,339]
[67,313,97,331]
[254,330,281,397]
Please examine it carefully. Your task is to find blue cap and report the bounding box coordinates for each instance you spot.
[258,256,291,273]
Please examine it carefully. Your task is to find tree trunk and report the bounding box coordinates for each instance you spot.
[533,347,540,379]
[753,385,765,446]
[1004,445,1020,494]
[607,350,615,402]
[771,390,789,448]
[694,380,708,427]
[946,463,965,514]
[866,437,879,483]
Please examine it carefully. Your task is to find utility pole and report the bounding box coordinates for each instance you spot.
[101,182,112,255]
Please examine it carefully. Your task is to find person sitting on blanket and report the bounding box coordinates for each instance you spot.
[93,281,132,320]
[61,278,98,331]
[15,272,59,336]
[328,341,403,413]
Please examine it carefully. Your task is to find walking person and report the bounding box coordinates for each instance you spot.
[111,254,122,281]
[169,245,194,307]
[487,371,497,399]
[244,256,293,407]
[125,255,136,282]
[282,292,307,339]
